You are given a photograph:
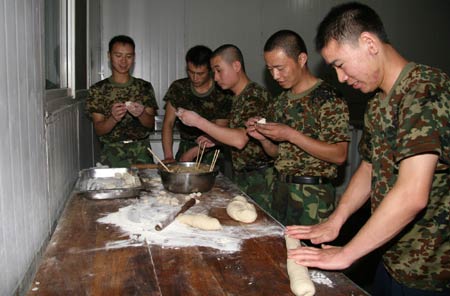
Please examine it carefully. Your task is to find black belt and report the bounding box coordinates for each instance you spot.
[237,163,273,173]
[277,173,330,185]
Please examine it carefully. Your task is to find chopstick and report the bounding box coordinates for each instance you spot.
[209,149,220,172]
[147,148,172,172]
[196,143,206,169]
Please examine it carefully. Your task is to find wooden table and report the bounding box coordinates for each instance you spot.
[27,172,369,295]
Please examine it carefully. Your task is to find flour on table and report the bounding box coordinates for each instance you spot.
[310,271,334,288]
[97,173,283,252]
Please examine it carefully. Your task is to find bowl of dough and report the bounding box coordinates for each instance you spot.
[158,162,219,194]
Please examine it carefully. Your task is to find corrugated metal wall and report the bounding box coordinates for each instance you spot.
[45,101,80,222]
[98,0,450,113]
[0,1,48,295]
[0,1,82,295]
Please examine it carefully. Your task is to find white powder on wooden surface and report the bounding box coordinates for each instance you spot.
[97,175,284,253]
[310,270,334,288]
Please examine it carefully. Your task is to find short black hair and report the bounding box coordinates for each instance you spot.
[108,35,135,52]
[315,2,389,51]
[185,45,213,69]
[211,44,246,73]
[264,30,308,60]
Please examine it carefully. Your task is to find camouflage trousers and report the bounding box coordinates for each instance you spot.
[232,166,275,216]
[101,139,154,168]
[272,180,335,226]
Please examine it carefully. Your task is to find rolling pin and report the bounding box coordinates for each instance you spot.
[155,198,196,231]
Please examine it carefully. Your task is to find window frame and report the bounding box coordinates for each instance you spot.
[45,0,76,108]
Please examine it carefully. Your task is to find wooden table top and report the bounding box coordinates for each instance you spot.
[27,171,369,295]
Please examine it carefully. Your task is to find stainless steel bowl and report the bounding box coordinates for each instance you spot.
[158,162,219,193]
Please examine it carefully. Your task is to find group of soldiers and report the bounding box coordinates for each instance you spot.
[86,2,449,295]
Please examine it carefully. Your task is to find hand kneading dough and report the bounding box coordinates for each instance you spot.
[176,214,222,230]
[226,195,257,223]
[285,236,315,296]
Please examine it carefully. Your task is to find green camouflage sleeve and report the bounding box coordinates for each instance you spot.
[396,79,450,164]
[86,82,108,119]
[140,80,158,109]
[237,89,271,128]
[162,80,182,108]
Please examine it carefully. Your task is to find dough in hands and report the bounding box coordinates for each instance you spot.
[226,195,257,223]
[285,236,315,296]
[176,214,222,230]
[257,118,266,124]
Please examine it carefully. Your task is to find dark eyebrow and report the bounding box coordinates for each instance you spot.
[328,59,338,66]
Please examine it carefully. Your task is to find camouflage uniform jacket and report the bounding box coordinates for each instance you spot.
[229,81,273,171]
[269,80,350,178]
[359,63,450,291]
[86,76,158,144]
[163,78,232,142]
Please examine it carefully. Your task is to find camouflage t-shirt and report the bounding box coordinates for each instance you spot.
[359,63,450,291]
[86,76,158,143]
[269,80,350,178]
[163,78,232,141]
[229,81,273,171]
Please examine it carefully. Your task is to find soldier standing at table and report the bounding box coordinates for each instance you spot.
[176,44,275,214]
[287,3,449,295]
[162,45,231,165]
[86,35,158,167]
[247,30,350,226]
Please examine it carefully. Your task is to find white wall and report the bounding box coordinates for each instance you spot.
[98,0,450,113]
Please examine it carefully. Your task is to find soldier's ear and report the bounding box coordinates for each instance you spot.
[297,53,308,67]
[232,60,241,73]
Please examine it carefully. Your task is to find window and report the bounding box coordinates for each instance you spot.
[45,0,75,97]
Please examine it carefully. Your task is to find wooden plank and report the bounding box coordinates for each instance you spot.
[27,197,161,295]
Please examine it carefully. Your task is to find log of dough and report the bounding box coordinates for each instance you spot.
[176,214,222,230]
[226,195,257,223]
[257,118,266,124]
[286,236,315,296]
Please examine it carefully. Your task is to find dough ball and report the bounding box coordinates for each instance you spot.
[257,118,266,124]
[125,101,132,107]
[176,214,222,230]
[226,195,257,223]
[285,236,315,296]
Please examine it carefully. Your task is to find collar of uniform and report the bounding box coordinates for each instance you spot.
[108,76,135,88]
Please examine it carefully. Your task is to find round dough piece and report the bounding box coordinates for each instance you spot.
[176,214,222,230]
[226,195,257,223]
[285,236,315,296]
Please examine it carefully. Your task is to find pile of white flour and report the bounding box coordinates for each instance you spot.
[97,176,284,253]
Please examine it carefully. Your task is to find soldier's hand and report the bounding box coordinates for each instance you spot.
[246,117,267,141]
[256,122,292,142]
[196,135,216,148]
[180,147,198,162]
[111,102,127,122]
[287,244,353,271]
[176,108,201,127]
[126,101,145,117]
[285,220,340,245]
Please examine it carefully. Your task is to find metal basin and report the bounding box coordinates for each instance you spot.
[158,162,218,193]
